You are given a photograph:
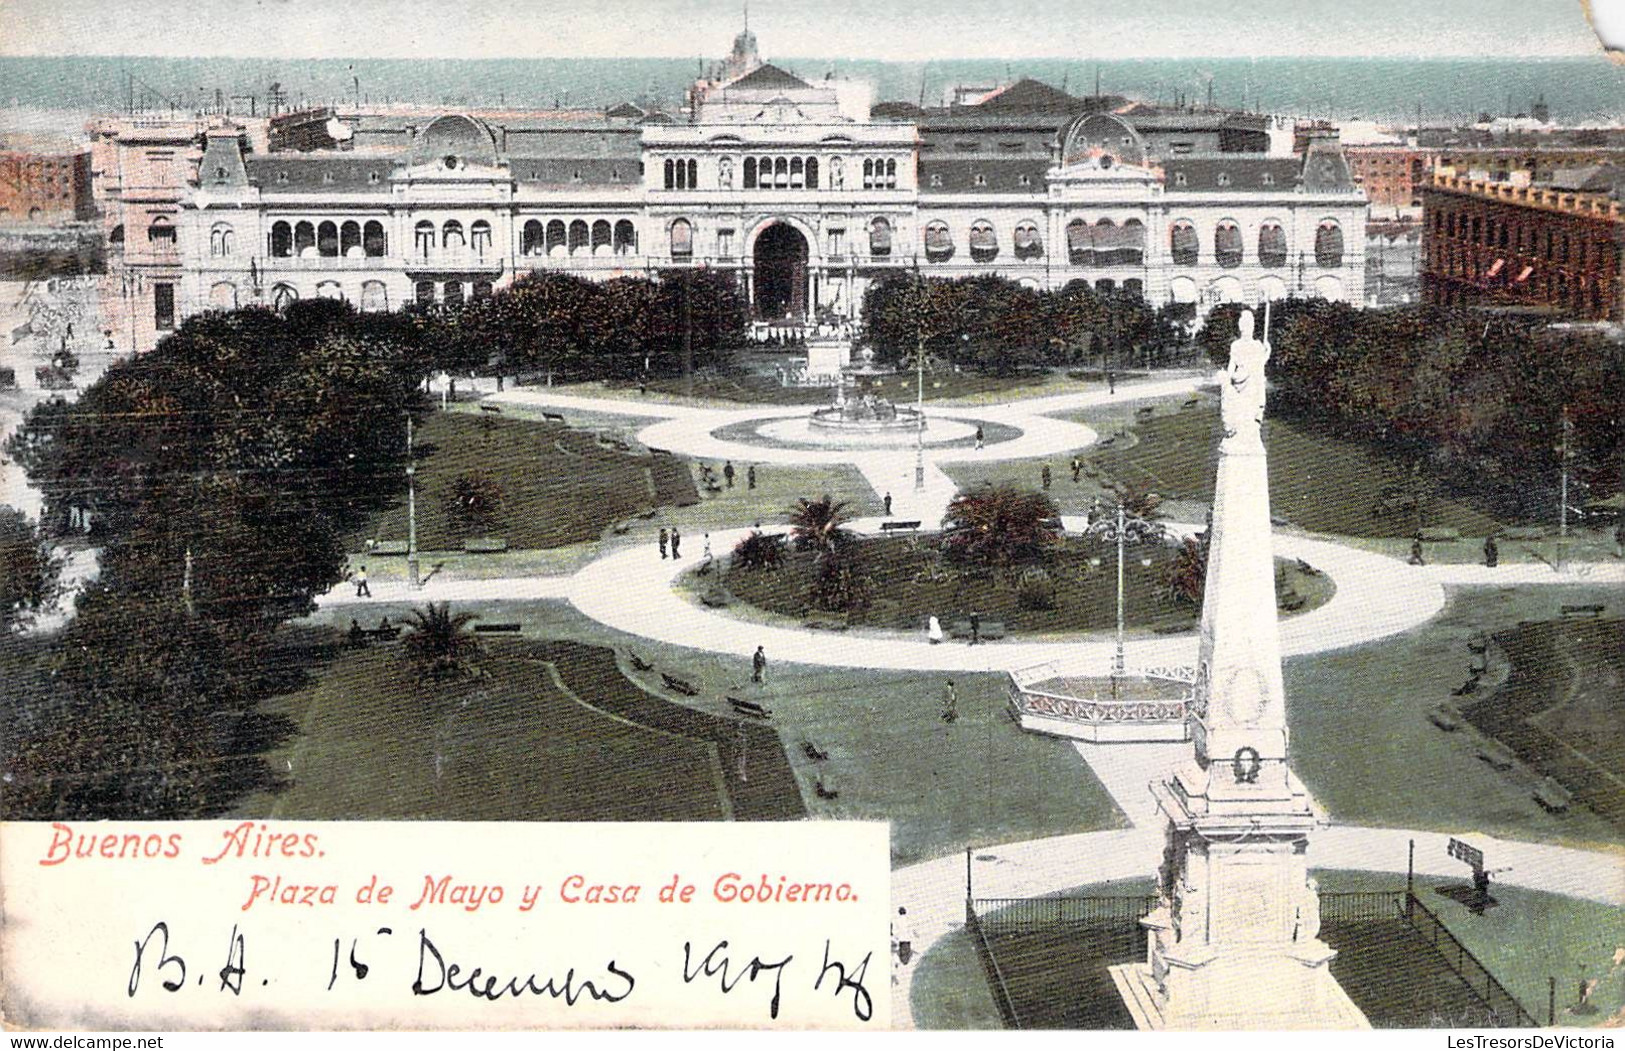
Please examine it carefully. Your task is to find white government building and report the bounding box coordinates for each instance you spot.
[104,28,1367,349]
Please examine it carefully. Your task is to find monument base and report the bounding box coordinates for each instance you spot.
[1109,952,1370,1030]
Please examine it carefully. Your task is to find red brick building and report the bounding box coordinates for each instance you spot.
[1422,170,1624,320]
[1346,146,1435,212]
[0,151,93,224]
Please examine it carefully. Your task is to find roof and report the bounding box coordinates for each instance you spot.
[1549,164,1625,197]
[975,78,1086,114]
[512,157,639,187]
[918,157,1051,194]
[246,155,397,193]
[1161,155,1302,192]
[726,63,812,92]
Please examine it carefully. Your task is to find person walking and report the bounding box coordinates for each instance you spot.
[1106,367,1116,395]
[1408,534,1425,566]
[883,492,893,516]
[1041,463,1052,490]
[354,565,371,598]
[927,614,944,645]
[969,610,981,646]
[747,464,757,490]
[974,426,985,451]
[724,461,736,488]
[670,527,682,559]
[1071,456,1082,483]
[658,527,669,559]
[941,679,958,724]
[1483,533,1499,568]
[752,645,767,684]
[703,533,712,560]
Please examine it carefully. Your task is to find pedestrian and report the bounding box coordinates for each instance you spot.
[724,461,735,488]
[703,532,712,559]
[883,492,893,516]
[1106,368,1116,395]
[658,527,669,559]
[927,614,944,645]
[1071,456,1082,483]
[975,426,985,451]
[1615,513,1625,559]
[1483,534,1499,568]
[752,645,767,684]
[747,464,757,490]
[671,527,682,559]
[1409,535,1425,566]
[1041,463,1052,490]
[354,565,371,598]
[941,679,958,724]
[969,610,981,646]
[894,906,917,968]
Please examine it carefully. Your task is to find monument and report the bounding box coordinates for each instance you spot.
[1109,310,1369,1029]
[808,347,923,435]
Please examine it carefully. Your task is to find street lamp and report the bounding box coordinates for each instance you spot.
[406,413,421,589]
[1083,499,1162,697]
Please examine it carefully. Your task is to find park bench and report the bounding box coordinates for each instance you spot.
[1561,604,1606,619]
[805,613,849,631]
[1533,778,1573,814]
[542,411,566,423]
[472,622,521,634]
[814,775,840,800]
[1427,704,1462,732]
[1098,436,1116,447]
[1419,526,1460,543]
[370,540,410,556]
[463,538,508,553]
[1153,621,1190,635]
[1135,406,1155,418]
[1182,396,1201,409]
[479,403,503,415]
[1503,526,1546,540]
[1279,591,1306,612]
[801,740,829,762]
[661,673,698,696]
[629,654,655,672]
[348,624,401,646]
[1475,739,1517,772]
[949,620,1006,641]
[646,446,672,457]
[1294,558,1322,577]
[1451,672,1483,697]
[879,520,922,533]
[728,696,772,720]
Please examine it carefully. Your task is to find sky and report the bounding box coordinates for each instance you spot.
[0,0,1617,60]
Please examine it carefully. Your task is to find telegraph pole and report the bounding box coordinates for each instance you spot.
[407,414,421,588]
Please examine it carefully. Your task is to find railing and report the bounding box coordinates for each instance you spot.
[1403,892,1541,1027]
[1318,890,1406,922]
[964,904,1023,1029]
[971,895,1159,934]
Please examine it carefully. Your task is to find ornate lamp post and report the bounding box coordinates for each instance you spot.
[1083,499,1162,697]
[406,413,420,589]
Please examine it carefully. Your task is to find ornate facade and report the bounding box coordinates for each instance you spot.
[96,34,1368,352]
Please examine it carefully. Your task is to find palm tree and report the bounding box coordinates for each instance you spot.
[402,602,483,682]
[941,483,1060,569]
[788,494,851,555]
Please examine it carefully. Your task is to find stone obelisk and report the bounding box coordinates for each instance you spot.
[1109,310,1368,1030]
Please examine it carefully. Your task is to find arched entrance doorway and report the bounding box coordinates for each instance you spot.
[753,223,808,320]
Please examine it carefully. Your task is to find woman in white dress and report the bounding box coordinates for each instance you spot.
[927,615,944,645]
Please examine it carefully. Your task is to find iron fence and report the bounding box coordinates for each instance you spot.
[971,894,1159,934]
[1403,893,1541,1028]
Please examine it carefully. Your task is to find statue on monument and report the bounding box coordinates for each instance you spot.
[1222,309,1269,451]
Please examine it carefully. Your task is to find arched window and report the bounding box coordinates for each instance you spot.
[1120,218,1145,266]
[471,220,492,256]
[869,217,892,258]
[443,281,464,307]
[614,219,637,254]
[1214,220,1243,268]
[806,157,819,189]
[1093,218,1123,266]
[147,215,176,247]
[1014,220,1043,259]
[1067,219,1091,265]
[790,157,804,189]
[1123,277,1144,298]
[670,218,693,259]
[1170,220,1198,266]
[413,220,434,257]
[591,220,611,252]
[744,157,757,190]
[209,281,237,310]
[317,221,339,257]
[415,280,435,305]
[109,223,125,246]
[568,220,589,253]
[1315,220,1344,269]
[360,280,388,313]
[923,220,953,262]
[363,220,387,257]
[664,159,676,190]
[546,220,566,255]
[522,219,544,256]
[270,221,291,257]
[884,159,896,187]
[340,220,361,257]
[210,223,234,257]
[773,157,788,189]
[442,220,465,252]
[863,159,875,190]
[687,159,698,188]
[969,219,997,263]
[1258,221,1287,268]
[271,283,297,312]
[316,280,343,301]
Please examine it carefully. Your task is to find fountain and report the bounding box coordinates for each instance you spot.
[807,348,925,435]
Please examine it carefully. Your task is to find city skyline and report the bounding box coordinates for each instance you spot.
[0,0,1615,60]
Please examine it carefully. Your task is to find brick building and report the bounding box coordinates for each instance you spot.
[0,151,93,224]
[1346,146,1435,213]
[1421,168,1624,320]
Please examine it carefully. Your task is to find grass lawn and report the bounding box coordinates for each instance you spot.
[238,635,729,821]
[1286,584,1625,849]
[710,536,1332,635]
[610,367,1088,408]
[912,870,1625,1029]
[357,410,697,552]
[1073,403,1511,539]
[655,461,883,534]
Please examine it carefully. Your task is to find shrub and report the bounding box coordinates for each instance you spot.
[941,483,1060,567]
[1015,566,1056,610]
[807,550,872,614]
[445,470,506,536]
[732,529,785,571]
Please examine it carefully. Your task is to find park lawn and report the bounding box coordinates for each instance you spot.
[613,367,1075,407]
[656,461,884,534]
[358,410,694,552]
[941,457,1133,519]
[237,637,727,822]
[1285,583,1625,850]
[1071,404,1510,539]
[714,537,1332,635]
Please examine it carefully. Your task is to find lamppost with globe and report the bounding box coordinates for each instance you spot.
[1082,497,1163,697]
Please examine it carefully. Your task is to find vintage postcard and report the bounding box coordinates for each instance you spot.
[1,0,1623,1035]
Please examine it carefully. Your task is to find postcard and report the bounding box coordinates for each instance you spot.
[1,0,1623,1035]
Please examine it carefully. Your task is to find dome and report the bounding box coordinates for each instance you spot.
[1060,112,1146,169]
[411,114,499,169]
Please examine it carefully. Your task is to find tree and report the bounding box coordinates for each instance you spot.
[402,602,484,682]
[0,507,61,634]
[1163,535,1208,607]
[732,529,785,571]
[788,494,851,555]
[445,470,506,537]
[941,484,1060,568]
